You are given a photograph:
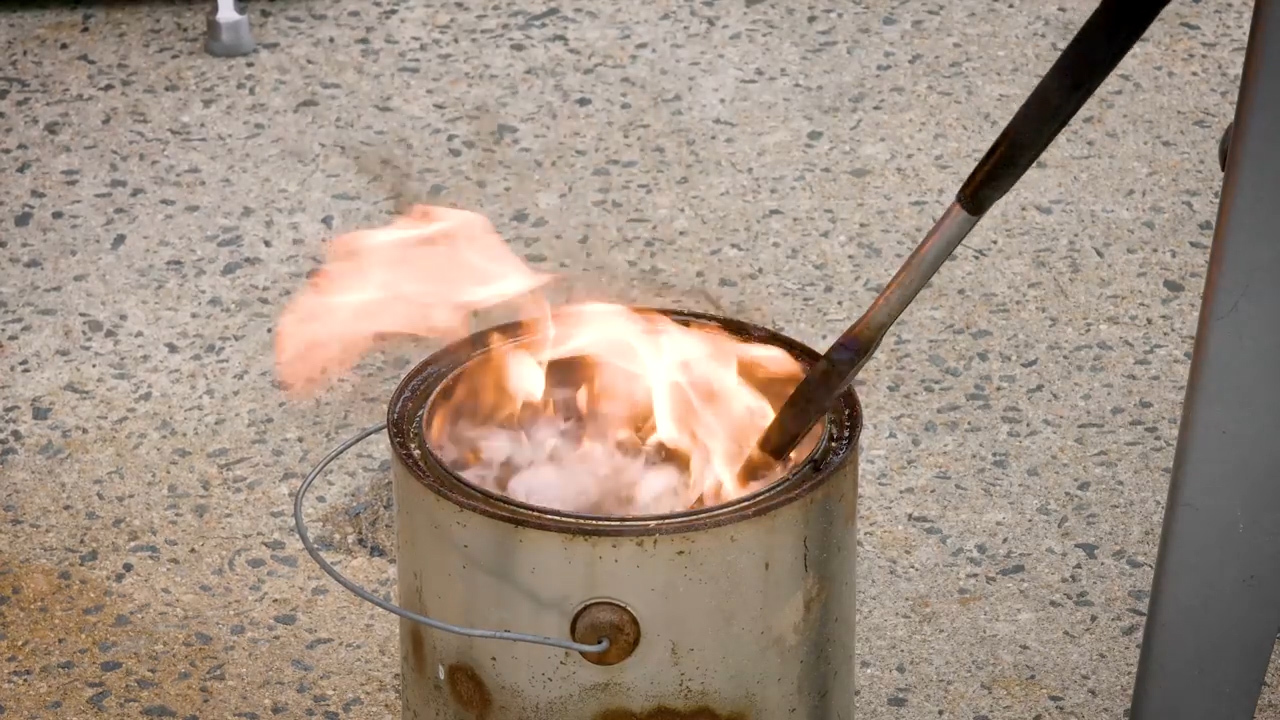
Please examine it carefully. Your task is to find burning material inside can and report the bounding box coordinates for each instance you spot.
[275,204,818,515]
[424,310,821,515]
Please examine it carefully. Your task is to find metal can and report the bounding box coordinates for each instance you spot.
[297,310,861,720]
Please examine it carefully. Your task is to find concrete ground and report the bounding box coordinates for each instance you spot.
[0,0,1268,717]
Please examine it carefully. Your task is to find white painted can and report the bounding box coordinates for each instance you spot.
[386,310,860,720]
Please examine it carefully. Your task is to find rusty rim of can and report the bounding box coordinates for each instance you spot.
[387,308,862,536]
[570,599,641,666]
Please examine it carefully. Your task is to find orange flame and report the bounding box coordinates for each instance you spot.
[275,204,807,513]
[274,205,553,392]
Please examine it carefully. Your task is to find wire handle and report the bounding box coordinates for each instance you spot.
[293,422,611,656]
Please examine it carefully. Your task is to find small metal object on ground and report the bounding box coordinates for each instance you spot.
[1128,1,1280,718]
[205,0,254,58]
[296,309,861,719]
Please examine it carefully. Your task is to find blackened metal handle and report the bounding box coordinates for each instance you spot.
[293,422,611,655]
[957,0,1172,216]
[751,0,1175,467]
[748,202,979,473]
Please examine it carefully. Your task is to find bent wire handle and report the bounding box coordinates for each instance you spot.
[292,422,611,655]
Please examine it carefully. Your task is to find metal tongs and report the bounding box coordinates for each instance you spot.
[746,0,1175,476]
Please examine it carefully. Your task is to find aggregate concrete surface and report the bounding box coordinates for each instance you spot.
[0,0,1269,717]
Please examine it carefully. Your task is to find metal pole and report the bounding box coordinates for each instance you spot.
[1129,1,1280,716]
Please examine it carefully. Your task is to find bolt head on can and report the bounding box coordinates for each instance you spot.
[570,600,640,666]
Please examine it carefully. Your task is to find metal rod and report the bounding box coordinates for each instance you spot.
[748,0,1174,471]
[746,203,977,474]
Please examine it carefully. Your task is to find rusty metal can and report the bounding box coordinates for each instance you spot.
[296,310,860,720]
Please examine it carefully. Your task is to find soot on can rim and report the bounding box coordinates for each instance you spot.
[386,307,862,535]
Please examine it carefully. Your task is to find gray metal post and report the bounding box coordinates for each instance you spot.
[206,0,254,57]
[1129,1,1280,717]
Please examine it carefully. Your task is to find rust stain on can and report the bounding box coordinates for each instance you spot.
[570,600,642,666]
[407,623,427,672]
[446,663,493,719]
[593,707,747,720]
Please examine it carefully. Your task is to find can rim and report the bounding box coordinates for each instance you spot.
[386,308,862,536]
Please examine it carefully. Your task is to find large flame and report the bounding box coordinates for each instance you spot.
[275,204,807,514]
